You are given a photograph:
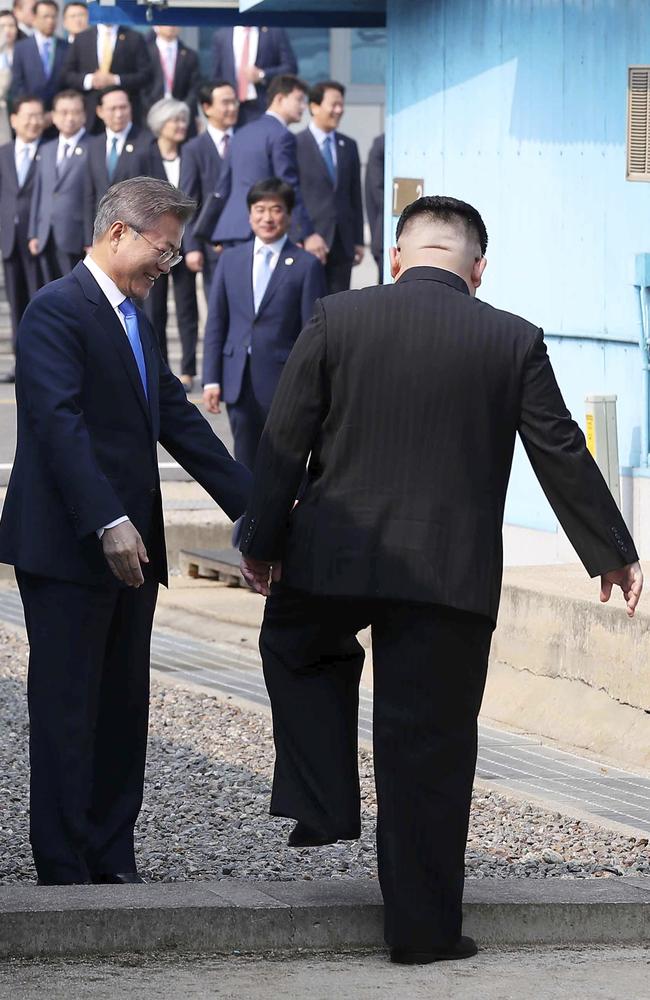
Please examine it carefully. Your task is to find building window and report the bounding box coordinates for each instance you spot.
[350,28,386,86]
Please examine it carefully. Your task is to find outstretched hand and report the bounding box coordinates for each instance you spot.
[240,556,282,596]
[600,561,643,617]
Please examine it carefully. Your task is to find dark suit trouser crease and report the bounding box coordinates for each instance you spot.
[17,569,159,884]
[259,585,493,950]
[324,231,353,295]
[143,261,198,375]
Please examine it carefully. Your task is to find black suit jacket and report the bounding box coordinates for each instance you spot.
[240,267,637,622]
[0,139,43,258]
[211,27,297,120]
[295,128,364,258]
[61,26,153,130]
[10,35,69,110]
[179,130,227,253]
[83,125,152,245]
[0,261,251,584]
[365,133,384,259]
[142,38,200,129]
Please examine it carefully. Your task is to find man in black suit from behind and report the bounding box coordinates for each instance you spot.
[143,26,200,137]
[239,196,643,964]
[83,86,151,248]
[295,80,364,294]
[0,93,45,383]
[0,176,251,886]
[62,20,152,132]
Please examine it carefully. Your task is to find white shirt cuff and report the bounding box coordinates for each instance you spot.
[97,515,129,539]
[204,383,220,390]
[83,73,93,91]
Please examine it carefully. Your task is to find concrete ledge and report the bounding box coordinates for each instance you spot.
[1,878,648,958]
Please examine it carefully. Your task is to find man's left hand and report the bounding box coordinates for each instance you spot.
[304,233,329,264]
[240,556,282,596]
[353,245,365,265]
[245,65,265,84]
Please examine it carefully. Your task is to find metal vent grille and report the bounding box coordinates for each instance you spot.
[627,66,650,181]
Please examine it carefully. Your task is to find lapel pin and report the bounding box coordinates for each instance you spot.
[262,26,268,32]
[285,257,294,266]
[118,33,125,41]
[35,154,40,161]
[125,144,134,153]
[338,139,345,147]
[74,146,83,155]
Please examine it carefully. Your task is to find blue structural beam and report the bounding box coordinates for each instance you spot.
[88,0,386,28]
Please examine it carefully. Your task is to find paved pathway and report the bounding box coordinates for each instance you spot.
[0,588,648,834]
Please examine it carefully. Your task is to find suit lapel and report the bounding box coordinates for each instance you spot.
[306,128,334,188]
[257,240,295,315]
[29,37,47,87]
[115,126,138,182]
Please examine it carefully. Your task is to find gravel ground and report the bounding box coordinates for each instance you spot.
[1,624,649,884]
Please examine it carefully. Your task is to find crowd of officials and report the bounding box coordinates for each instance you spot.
[0,0,386,479]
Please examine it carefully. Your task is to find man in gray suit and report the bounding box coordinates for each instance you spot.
[28,88,88,278]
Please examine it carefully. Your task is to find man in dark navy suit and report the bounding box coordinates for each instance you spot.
[28,88,88,279]
[10,0,68,120]
[0,176,250,886]
[211,24,296,127]
[296,80,364,294]
[365,132,385,282]
[83,86,151,247]
[0,93,45,383]
[179,79,238,295]
[61,20,153,132]
[212,74,327,263]
[203,177,326,476]
[143,26,200,136]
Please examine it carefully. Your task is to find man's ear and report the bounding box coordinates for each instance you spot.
[389,245,401,280]
[471,255,487,291]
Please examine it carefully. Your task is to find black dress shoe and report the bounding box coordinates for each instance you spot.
[390,936,479,964]
[287,821,360,847]
[93,872,146,885]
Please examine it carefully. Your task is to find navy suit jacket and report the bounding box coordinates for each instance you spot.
[29,133,89,255]
[0,261,251,585]
[295,128,364,258]
[10,35,69,110]
[179,131,227,254]
[214,114,313,243]
[211,27,296,119]
[0,139,43,258]
[83,125,152,245]
[203,238,326,412]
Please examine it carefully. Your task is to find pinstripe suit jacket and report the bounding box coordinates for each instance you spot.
[240,266,637,622]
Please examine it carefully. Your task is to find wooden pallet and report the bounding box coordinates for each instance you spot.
[179,547,244,587]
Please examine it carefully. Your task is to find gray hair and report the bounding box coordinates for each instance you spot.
[146,97,190,137]
[93,176,196,243]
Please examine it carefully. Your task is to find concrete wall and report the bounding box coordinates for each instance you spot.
[385,0,650,561]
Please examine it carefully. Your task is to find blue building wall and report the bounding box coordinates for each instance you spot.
[385,0,650,532]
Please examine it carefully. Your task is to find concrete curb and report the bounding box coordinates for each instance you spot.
[1,878,649,958]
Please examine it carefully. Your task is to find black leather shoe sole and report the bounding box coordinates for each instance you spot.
[390,936,479,964]
[287,821,360,848]
[93,872,146,885]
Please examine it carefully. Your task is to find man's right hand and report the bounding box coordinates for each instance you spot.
[600,561,643,617]
[203,385,221,414]
[303,233,329,264]
[102,520,149,588]
[185,250,204,273]
[28,238,39,256]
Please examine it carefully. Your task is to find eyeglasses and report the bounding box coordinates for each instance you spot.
[130,226,183,268]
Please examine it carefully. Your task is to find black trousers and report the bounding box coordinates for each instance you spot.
[3,244,42,351]
[144,259,199,376]
[226,360,269,473]
[16,569,159,885]
[260,585,493,950]
[201,244,221,299]
[324,230,354,295]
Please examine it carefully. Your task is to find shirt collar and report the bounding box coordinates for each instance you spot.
[156,36,178,52]
[98,24,117,38]
[34,29,54,48]
[106,123,132,144]
[83,255,127,310]
[15,138,37,156]
[206,123,232,146]
[253,234,288,257]
[59,127,85,149]
[309,121,335,146]
[265,110,287,129]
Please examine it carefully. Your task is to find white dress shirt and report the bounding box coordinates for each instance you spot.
[34,29,55,66]
[232,25,259,102]
[309,121,338,168]
[206,123,233,159]
[56,127,86,164]
[155,36,178,97]
[161,155,180,189]
[14,138,38,176]
[83,254,134,536]
[204,234,288,391]
[83,24,120,90]
[105,123,132,159]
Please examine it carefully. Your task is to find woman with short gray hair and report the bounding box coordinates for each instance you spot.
[144,97,198,391]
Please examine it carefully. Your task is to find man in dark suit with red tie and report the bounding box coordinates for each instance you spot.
[0,94,45,382]
[238,195,643,964]
[143,26,200,136]
[211,24,297,127]
[295,80,364,294]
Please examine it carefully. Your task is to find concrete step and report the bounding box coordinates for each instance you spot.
[1,877,648,959]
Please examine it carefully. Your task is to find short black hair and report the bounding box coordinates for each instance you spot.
[246,177,295,214]
[11,93,44,114]
[396,195,488,256]
[309,80,345,106]
[97,85,130,106]
[33,0,59,14]
[267,73,309,104]
[52,88,84,109]
[63,1,87,9]
[0,10,18,22]
[199,79,236,108]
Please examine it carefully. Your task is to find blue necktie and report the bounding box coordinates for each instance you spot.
[41,39,52,78]
[118,298,148,399]
[106,136,119,181]
[321,133,337,184]
[16,146,30,186]
[253,247,273,313]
